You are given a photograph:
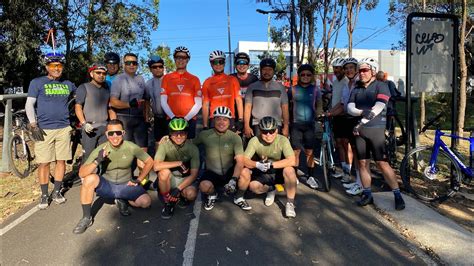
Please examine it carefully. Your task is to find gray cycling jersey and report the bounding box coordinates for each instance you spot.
[245,80,288,125]
[145,77,164,117]
[76,82,110,127]
[110,73,147,116]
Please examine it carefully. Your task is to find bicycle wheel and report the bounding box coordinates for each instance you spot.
[400,145,461,201]
[8,134,32,178]
[319,142,331,192]
[386,127,397,167]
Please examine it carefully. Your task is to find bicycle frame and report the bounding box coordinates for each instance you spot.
[320,117,335,168]
[430,129,473,178]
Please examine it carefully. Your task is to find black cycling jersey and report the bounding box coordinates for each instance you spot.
[349,80,391,128]
[230,73,258,97]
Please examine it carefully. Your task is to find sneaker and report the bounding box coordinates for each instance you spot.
[234,197,252,211]
[224,179,237,194]
[306,176,319,189]
[345,184,363,196]
[341,173,352,183]
[115,199,131,216]
[161,203,174,219]
[38,195,49,210]
[73,217,93,234]
[296,169,305,177]
[395,196,406,211]
[264,190,276,206]
[285,202,296,218]
[357,194,374,206]
[343,182,358,189]
[204,193,218,211]
[51,191,66,204]
[177,197,190,209]
[331,169,343,178]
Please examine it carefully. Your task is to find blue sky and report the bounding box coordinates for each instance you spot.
[147,0,402,81]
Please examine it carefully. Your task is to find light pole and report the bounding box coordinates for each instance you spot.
[256,4,294,90]
[227,0,233,73]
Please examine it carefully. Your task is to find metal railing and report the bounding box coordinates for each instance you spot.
[0,93,28,173]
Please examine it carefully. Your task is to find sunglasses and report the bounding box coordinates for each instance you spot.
[124,61,138,66]
[170,131,187,136]
[358,68,371,73]
[236,60,248,66]
[212,59,225,66]
[300,73,313,77]
[151,65,164,69]
[261,129,276,135]
[48,64,64,69]
[94,71,107,76]
[106,130,124,137]
[174,56,189,61]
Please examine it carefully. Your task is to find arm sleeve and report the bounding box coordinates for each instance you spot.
[160,95,175,118]
[184,97,202,121]
[360,101,386,124]
[25,97,37,123]
[75,84,86,105]
[347,103,363,116]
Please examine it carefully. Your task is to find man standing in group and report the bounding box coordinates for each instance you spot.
[160,46,202,139]
[72,119,154,234]
[109,53,148,151]
[75,63,116,162]
[230,52,258,98]
[244,58,290,138]
[25,53,76,209]
[202,50,243,132]
[104,52,120,88]
[145,55,167,151]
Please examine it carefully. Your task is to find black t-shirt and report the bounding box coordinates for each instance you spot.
[230,73,258,98]
[349,80,390,128]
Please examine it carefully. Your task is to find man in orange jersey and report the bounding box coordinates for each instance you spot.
[160,46,202,138]
[202,50,244,132]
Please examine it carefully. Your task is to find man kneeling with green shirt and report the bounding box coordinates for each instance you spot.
[241,116,298,218]
[73,119,154,234]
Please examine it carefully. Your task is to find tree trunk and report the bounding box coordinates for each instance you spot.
[457,0,467,136]
[60,0,71,79]
[307,9,315,64]
[346,0,353,57]
[86,0,95,61]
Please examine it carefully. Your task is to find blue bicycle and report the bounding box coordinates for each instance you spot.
[400,113,473,202]
[316,115,337,192]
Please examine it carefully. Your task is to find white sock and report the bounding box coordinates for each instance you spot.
[346,164,352,173]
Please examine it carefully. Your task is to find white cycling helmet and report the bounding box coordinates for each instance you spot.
[343,57,358,67]
[331,57,345,67]
[358,57,378,71]
[213,106,232,119]
[209,50,226,61]
[174,46,191,58]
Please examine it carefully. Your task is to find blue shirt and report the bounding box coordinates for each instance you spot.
[27,76,76,129]
[105,74,117,89]
[288,84,319,123]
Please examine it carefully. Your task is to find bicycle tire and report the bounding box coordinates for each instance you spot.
[400,145,461,202]
[8,134,32,178]
[319,142,331,192]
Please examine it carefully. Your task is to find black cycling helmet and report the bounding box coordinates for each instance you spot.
[259,58,276,70]
[297,64,315,75]
[147,55,164,67]
[104,52,120,64]
[234,52,250,64]
[258,116,278,131]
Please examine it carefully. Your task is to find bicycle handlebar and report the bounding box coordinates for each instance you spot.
[420,113,443,133]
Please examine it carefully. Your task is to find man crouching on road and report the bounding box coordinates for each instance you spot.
[73,119,153,234]
[154,118,199,220]
[241,116,298,218]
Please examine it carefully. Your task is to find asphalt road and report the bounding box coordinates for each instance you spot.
[1,177,425,265]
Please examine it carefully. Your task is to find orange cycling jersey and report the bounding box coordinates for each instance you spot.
[202,73,241,118]
[161,71,202,119]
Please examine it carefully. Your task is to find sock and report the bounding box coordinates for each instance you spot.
[287,198,295,204]
[82,204,92,218]
[235,189,246,199]
[40,184,48,196]
[160,191,170,203]
[363,187,372,197]
[53,181,62,192]
[346,164,352,173]
[393,188,402,198]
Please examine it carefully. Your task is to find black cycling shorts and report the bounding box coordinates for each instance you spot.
[333,116,358,139]
[251,169,284,186]
[290,122,316,149]
[200,167,234,187]
[354,127,387,161]
[118,114,148,148]
[95,176,147,201]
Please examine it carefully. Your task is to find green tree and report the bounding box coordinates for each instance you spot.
[153,45,176,73]
[276,49,288,80]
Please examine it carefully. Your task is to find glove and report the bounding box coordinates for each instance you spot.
[94,148,107,165]
[28,123,46,142]
[224,177,238,194]
[353,123,362,136]
[169,188,181,202]
[234,120,243,132]
[82,122,94,134]
[256,161,271,172]
[362,110,375,120]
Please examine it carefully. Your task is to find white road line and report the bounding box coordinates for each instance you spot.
[0,206,39,236]
[182,193,202,266]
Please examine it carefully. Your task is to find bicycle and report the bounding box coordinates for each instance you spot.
[400,113,473,202]
[385,97,407,167]
[7,109,35,178]
[315,115,336,192]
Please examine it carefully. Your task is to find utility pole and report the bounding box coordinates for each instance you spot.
[227,0,233,73]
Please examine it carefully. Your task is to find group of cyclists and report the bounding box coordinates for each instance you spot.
[24,45,405,235]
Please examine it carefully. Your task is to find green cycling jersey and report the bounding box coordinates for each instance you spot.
[244,134,294,162]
